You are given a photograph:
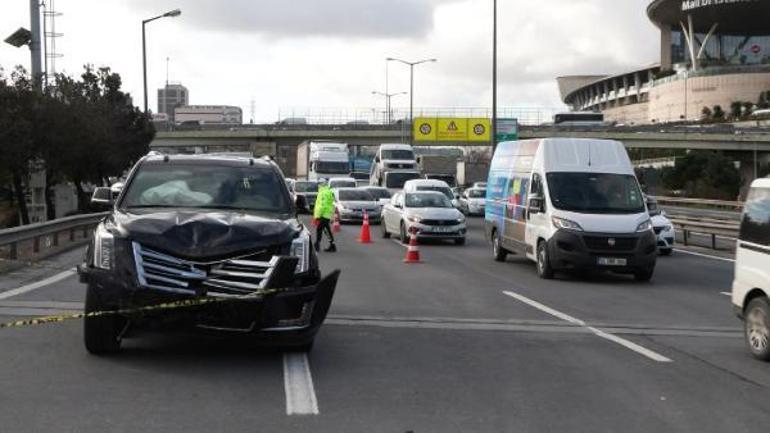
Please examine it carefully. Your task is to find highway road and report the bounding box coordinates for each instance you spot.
[0,218,768,432]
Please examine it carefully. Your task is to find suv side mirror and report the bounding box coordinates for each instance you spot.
[91,187,114,209]
[528,195,545,215]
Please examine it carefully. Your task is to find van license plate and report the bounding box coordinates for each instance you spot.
[597,257,627,266]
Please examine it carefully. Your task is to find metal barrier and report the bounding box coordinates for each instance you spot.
[653,196,744,211]
[669,217,740,250]
[0,213,108,261]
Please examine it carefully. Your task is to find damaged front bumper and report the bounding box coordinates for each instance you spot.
[77,252,339,344]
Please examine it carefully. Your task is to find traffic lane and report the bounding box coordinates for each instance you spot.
[312,219,555,323]
[0,320,291,433]
[427,218,738,330]
[306,325,770,433]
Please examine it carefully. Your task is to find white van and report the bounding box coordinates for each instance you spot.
[370,144,420,187]
[485,138,657,281]
[731,178,770,360]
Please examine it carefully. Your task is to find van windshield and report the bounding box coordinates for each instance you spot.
[382,149,415,160]
[315,161,350,174]
[546,173,645,214]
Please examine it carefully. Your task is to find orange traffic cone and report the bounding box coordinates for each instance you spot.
[358,210,372,244]
[332,210,341,233]
[403,229,422,264]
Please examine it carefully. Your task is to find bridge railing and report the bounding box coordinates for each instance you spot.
[0,213,107,262]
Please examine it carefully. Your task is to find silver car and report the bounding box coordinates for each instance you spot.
[459,187,487,216]
[381,191,467,245]
[334,188,382,224]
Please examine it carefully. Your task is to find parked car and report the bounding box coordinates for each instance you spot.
[381,191,466,245]
[460,187,487,216]
[363,186,393,207]
[333,188,382,224]
[328,177,358,190]
[646,197,675,255]
[486,138,656,281]
[294,180,321,213]
[732,178,770,360]
[78,153,339,354]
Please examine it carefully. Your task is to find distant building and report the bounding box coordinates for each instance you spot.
[558,0,770,125]
[174,105,243,125]
[157,83,189,123]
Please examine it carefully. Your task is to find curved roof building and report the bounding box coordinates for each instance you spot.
[558,0,770,124]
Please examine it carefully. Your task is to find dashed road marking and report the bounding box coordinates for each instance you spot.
[674,249,735,263]
[283,352,319,415]
[0,269,77,301]
[503,290,673,363]
[720,292,732,297]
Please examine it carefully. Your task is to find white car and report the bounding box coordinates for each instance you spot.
[732,178,770,360]
[459,187,487,216]
[328,177,357,190]
[333,188,382,224]
[381,191,467,245]
[647,197,675,256]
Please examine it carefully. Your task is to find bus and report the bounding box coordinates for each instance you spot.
[553,112,604,127]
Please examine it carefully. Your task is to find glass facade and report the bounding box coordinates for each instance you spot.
[671,29,770,67]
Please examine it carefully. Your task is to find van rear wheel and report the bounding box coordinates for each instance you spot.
[492,230,507,262]
[536,240,554,279]
[745,297,770,361]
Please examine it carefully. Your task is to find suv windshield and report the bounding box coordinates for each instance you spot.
[338,190,374,201]
[416,186,454,200]
[366,188,392,200]
[546,173,644,214]
[382,149,415,160]
[405,192,453,208]
[295,182,319,193]
[121,164,291,213]
[385,172,422,189]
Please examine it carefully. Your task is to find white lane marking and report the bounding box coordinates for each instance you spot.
[391,238,408,249]
[0,269,77,300]
[674,249,735,263]
[720,292,732,297]
[502,291,673,363]
[283,352,319,415]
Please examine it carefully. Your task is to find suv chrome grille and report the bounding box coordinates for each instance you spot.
[132,242,279,298]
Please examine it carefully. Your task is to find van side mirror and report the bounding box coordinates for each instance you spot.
[91,187,114,209]
[528,196,544,215]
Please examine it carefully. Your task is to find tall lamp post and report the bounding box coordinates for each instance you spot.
[492,0,498,155]
[372,90,407,124]
[142,8,181,113]
[387,57,437,124]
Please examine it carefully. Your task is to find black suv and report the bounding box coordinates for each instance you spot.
[78,153,338,354]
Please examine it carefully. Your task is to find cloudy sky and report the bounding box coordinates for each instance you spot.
[0,0,659,123]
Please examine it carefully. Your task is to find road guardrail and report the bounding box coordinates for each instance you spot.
[653,196,743,211]
[0,212,108,262]
[669,216,740,250]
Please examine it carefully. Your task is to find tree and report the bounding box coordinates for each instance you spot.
[758,90,770,109]
[712,105,726,121]
[701,106,712,120]
[730,101,743,120]
[663,151,742,200]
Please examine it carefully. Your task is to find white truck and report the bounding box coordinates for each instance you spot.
[296,141,351,181]
[370,144,421,189]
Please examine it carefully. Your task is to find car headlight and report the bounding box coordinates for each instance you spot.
[93,224,114,270]
[552,216,583,232]
[407,215,422,223]
[291,231,311,273]
[664,224,673,232]
[636,219,653,233]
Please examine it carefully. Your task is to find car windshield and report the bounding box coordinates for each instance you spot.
[385,172,422,189]
[295,182,319,193]
[382,149,415,160]
[405,192,453,208]
[338,190,374,201]
[121,163,291,213]
[546,173,645,214]
[468,189,486,198]
[315,161,350,174]
[366,188,392,199]
[416,186,453,200]
[330,180,357,188]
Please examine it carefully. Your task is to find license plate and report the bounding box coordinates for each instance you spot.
[430,226,453,233]
[597,257,627,266]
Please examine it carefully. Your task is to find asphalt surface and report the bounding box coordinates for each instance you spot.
[0,218,768,432]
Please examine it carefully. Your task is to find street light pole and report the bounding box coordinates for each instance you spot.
[142,9,181,113]
[373,91,407,124]
[387,57,437,128]
[492,0,498,155]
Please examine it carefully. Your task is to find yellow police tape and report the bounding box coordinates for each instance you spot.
[0,287,288,330]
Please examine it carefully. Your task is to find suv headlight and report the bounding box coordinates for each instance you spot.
[552,217,583,232]
[93,224,114,270]
[291,231,311,273]
[636,219,653,233]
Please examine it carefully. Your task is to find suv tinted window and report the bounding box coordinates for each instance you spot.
[740,187,770,246]
[121,163,291,213]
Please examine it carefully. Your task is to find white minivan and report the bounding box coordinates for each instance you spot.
[485,138,657,281]
[370,144,420,187]
[731,178,770,360]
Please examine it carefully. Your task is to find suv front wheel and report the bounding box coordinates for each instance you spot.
[84,284,124,355]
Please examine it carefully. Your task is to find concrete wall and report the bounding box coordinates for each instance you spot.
[603,102,651,125]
